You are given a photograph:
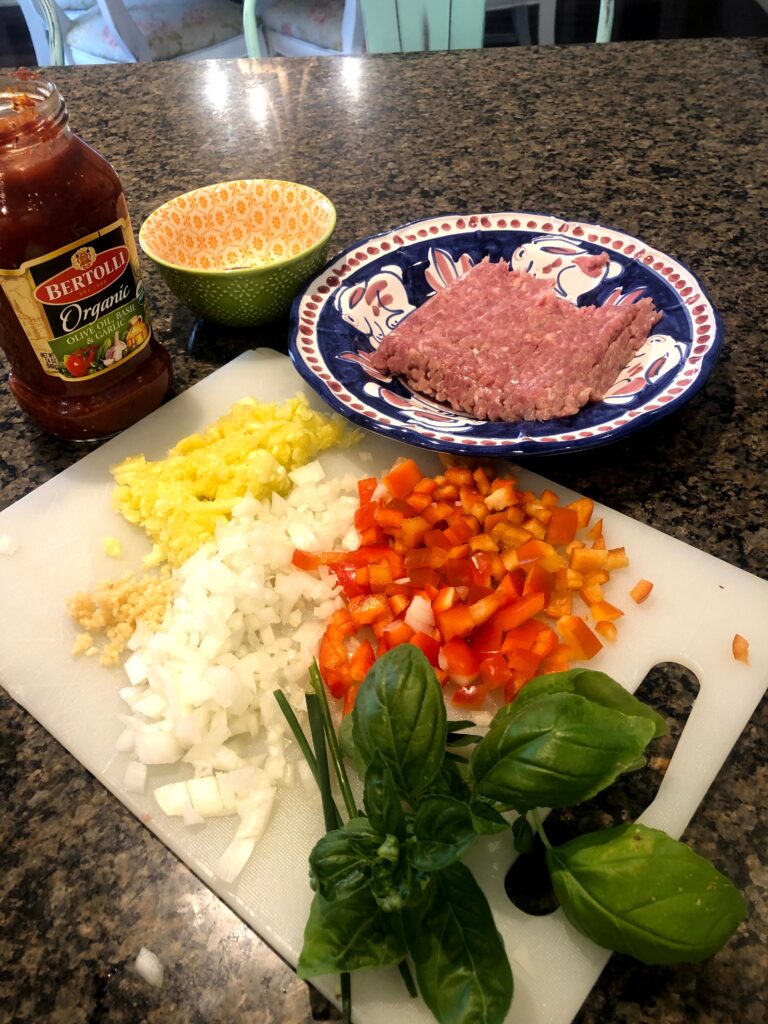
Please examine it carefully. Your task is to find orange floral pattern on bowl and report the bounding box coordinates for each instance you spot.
[141,179,335,272]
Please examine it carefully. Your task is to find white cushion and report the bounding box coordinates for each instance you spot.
[58,0,96,11]
[66,0,244,61]
[262,0,344,53]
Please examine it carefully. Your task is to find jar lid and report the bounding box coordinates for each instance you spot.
[0,69,66,149]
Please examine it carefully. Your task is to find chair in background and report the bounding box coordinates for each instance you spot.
[359,0,615,53]
[360,0,485,53]
[18,0,247,65]
[243,0,364,58]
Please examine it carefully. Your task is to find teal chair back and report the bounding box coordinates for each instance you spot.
[360,0,485,54]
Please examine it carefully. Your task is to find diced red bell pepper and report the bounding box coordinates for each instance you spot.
[357,477,378,505]
[410,630,440,665]
[522,561,554,601]
[330,562,368,598]
[506,646,541,680]
[408,566,441,589]
[440,637,480,684]
[354,500,379,532]
[349,639,375,681]
[478,653,512,690]
[342,683,360,716]
[450,683,489,709]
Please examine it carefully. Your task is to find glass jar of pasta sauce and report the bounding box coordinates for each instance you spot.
[0,70,172,440]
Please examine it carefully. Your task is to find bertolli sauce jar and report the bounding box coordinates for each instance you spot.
[0,69,172,440]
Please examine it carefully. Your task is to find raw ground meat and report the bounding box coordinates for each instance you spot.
[370,259,662,422]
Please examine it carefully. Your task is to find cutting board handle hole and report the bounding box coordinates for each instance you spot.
[504,662,700,917]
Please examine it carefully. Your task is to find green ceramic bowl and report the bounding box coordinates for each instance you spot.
[139,179,336,327]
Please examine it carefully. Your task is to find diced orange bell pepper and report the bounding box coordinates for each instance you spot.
[595,620,618,643]
[630,579,653,603]
[423,501,454,526]
[493,591,547,633]
[570,547,609,572]
[605,547,630,570]
[383,458,423,498]
[291,549,320,571]
[436,603,475,641]
[432,585,458,613]
[732,634,749,664]
[348,593,390,627]
[588,600,624,623]
[374,507,405,531]
[473,466,492,495]
[485,479,518,511]
[400,515,431,549]
[557,614,603,660]
[501,618,547,651]
[405,491,433,513]
[545,506,578,545]
[523,561,554,601]
[538,642,572,674]
[568,497,594,529]
[382,620,414,650]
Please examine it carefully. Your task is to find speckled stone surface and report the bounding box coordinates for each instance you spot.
[0,38,766,1024]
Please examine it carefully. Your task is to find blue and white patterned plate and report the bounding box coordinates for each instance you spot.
[288,212,722,457]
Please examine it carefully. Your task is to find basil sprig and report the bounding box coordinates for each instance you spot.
[283,648,745,1024]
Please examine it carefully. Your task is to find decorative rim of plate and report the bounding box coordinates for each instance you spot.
[288,211,723,456]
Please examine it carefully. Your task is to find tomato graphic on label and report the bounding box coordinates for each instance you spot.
[64,344,98,377]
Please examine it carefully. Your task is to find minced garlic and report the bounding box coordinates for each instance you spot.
[67,568,173,667]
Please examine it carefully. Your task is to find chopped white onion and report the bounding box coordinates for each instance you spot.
[404,594,435,634]
[0,532,19,556]
[123,761,147,793]
[120,468,359,880]
[135,948,164,988]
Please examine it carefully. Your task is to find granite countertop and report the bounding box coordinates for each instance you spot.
[1,37,766,1024]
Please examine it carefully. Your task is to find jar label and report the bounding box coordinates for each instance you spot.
[0,212,152,380]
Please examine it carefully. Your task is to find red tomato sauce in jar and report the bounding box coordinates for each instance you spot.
[0,69,172,440]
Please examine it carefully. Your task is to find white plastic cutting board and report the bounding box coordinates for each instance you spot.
[1,350,766,1024]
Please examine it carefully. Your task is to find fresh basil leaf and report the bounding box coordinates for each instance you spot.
[353,646,447,799]
[447,733,482,747]
[470,798,509,835]
[447,719,478,732]
[469,692,656,811]
[370,846,414,912]
[338,712,367,777]
[403,863,513,1024]
[512,668,667,739]
[547,823,747,964]
[298,887,405,978]
[410,795,477,871]
[364,752,407,839]
[308,817,382,902]
[430,756,472,802]
[512,815,534,853]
